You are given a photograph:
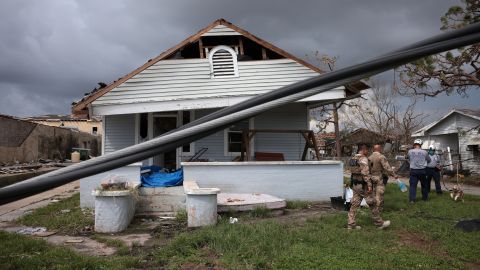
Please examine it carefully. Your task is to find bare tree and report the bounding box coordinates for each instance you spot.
[398,0,480,97]
[307,53,360,157]
[343,82,427,145]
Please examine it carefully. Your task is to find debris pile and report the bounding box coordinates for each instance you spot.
[0,159,67,175]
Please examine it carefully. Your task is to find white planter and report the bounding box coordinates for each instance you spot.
[92,190,136,233]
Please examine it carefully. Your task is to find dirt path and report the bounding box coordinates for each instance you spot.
[0,180,80,222]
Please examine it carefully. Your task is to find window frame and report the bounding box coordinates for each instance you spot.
[179,110,195,156]
[224,118,254,156]
[208,45,239,79]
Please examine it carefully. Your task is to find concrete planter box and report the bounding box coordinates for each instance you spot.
[182,161,343,201]
[92,190,136,233]
[80,163,141,208]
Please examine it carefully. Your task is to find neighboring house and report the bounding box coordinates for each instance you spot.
[25,115,102,136]
[412,109,480,174]
[314,132,336,156]
[72,19,369,170]
[0,114,101,163]
[341,128,392,156]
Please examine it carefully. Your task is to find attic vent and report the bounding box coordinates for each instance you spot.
[208,45,239,78]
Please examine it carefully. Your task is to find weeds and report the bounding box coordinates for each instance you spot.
[17,193,93,235]
[285,200,311,209]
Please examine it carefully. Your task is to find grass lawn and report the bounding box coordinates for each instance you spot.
[1,185,479,269]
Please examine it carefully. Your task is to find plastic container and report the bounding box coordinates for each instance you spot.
[186,188,220,227]
[397,179,408,192]
[71,151,81,163]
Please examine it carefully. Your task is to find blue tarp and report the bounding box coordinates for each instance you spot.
[140,166,183,187]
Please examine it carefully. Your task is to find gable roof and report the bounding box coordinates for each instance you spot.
[412,108,480,137]
[72,18,369,115]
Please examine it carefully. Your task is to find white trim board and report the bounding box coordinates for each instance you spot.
[92,88,345,116]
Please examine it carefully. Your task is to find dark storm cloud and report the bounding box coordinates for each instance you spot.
[0,0,475,118]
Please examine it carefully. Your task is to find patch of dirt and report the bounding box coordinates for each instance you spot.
[396,230,444,255]
[395,230,480,270]
[240,202,339,226]
[45,235,116,256]
[464,262,480,270]
[180,247,224,270]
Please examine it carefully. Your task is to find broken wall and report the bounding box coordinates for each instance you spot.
[0,116,101,164]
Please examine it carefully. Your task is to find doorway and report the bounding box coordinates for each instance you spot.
[153,114,178,170]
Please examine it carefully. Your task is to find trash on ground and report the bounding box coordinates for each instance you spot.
[33,231,57,237]
[65,238,85,243]
[229,217,238,224]
[455,219,480,232]
[17,227,47,235]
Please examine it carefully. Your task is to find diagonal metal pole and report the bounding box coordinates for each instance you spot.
[9,23,480,186]
[1,26,480,204]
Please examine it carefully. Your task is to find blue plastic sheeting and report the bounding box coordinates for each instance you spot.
[141,166,183,187]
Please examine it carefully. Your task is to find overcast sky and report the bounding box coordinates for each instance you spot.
[0,0,478,123]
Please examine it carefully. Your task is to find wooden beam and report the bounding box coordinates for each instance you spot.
[309,131,321,160]
[262,48,267,60]
[199,38,204,58]
[239,37,244,55]
[245,132,251,161]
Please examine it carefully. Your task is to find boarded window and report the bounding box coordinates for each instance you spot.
[209,45,239,78]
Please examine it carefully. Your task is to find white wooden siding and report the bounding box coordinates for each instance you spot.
[104,114,136,154]
[92,59,319,106]
[189,104,308,161]
[254,103,308,160]
[427,113,479,136]
[459,130,480,174]
[201,25,241,36]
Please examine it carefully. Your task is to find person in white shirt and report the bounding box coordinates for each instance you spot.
[426,145,443,195]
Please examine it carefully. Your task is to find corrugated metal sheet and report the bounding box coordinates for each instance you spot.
[201,25,241,36]
[93,59,318,106]
[104,114,135,154]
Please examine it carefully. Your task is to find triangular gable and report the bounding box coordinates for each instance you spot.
[202,24,242,36]
[413,109,480,136]
[72,18,368,115]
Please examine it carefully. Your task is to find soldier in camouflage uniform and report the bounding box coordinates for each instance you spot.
[369,144,398,212]
[347,145,390,230]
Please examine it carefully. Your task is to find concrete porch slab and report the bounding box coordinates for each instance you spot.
[217,193,286,213]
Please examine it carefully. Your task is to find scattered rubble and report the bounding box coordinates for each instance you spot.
[16,226,47,235]
[0,159,68,175]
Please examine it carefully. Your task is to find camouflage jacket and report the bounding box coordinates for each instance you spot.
[368,152,395,177]
[351,154,371,188]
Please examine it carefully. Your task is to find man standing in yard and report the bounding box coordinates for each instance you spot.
[426,145,443,195]
[407,139,431,203]
[369,144,398,211]
[348,145,390,230]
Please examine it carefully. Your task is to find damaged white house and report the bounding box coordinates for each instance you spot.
[413,109,480,175]
[73,19,369,209]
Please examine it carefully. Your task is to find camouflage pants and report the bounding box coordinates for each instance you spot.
[347,180,384,228]
[371,175,386,212]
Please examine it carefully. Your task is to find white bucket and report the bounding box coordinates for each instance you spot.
[186,188,220,227]
[71,151,81,163]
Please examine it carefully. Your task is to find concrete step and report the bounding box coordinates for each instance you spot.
[217,193,286,213]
